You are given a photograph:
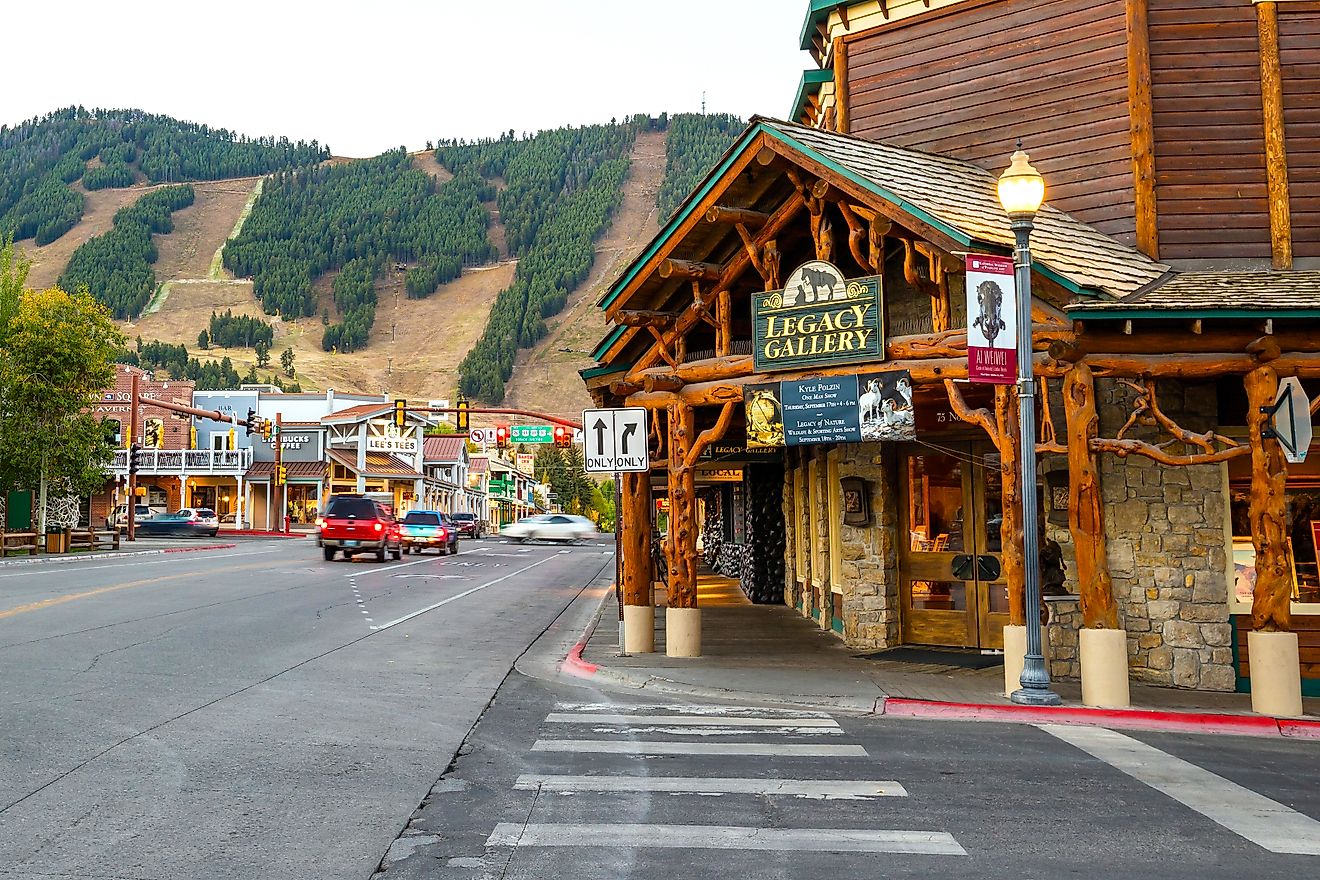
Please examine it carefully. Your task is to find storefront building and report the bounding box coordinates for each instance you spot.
[422,435,486,517]
[322,404,429,515]
[582,0,1320,711]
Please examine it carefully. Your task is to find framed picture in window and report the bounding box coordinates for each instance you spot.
[840,477,870,527]
[1232,538,1256,605]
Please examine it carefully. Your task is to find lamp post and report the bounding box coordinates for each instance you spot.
[997,147,1062,707]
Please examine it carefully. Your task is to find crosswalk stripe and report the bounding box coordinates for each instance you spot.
[486,823,965,854]
[530,739,868,757]
[514,774,906,798]
[1042,724,1320,856]
[544,713,841,728]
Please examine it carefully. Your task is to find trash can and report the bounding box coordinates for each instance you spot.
[44,530,67,554]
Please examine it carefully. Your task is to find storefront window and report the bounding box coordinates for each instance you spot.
[1228,451,1320,612]
[906,453,963,552]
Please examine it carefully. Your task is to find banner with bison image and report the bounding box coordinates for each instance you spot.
[965,254,1017,384]
[752,260,883,373]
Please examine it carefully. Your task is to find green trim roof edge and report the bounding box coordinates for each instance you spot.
[790,68,835,121]
[800,0,850,50]
[580,359,625,379]
[589,325,629,362]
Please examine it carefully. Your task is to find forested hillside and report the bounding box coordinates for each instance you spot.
[656,113,743,220]
[0,107,326,247]
[58,185,196,319]
[221,150,496,352]
[439,121,636,402]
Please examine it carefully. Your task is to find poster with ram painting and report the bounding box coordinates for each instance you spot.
[856,370,915,442]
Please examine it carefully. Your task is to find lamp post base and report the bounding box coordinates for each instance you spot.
[1010,686,1064,706]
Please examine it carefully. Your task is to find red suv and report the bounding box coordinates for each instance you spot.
[317,494,402,562]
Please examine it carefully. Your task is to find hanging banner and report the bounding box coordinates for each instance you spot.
[965,254,1017,384]
[752,260,883,373]
[745,371,915,448]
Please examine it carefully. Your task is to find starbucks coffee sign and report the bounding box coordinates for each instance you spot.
[752,260,883,373]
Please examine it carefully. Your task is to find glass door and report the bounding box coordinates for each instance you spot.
[899,443,1007,649]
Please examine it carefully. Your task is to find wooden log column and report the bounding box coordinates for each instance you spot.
[666,401,700,656]
[1257,1,1294,269]
[620,470,654,653]
[1244,365,1303,715]
[995,385,1026,628]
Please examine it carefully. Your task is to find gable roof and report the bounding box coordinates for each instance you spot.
[594,118,1169,363]
[1067,270,1320,318]
[423,435,469,463]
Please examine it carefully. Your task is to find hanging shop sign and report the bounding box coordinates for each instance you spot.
[965,254,1017,384]
[699,442,783,463]
[752,260,883,373]
[745,370,915,448]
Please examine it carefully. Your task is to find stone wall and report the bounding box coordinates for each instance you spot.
[1097,379,1235,691]
[1046,596,1083,681]
[836,442,901,649]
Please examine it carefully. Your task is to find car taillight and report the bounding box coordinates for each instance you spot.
[373,522,383,532]
[438,528,447,538]
[315,517,325,528]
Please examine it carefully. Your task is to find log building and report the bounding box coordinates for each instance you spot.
[583,0,1320,711]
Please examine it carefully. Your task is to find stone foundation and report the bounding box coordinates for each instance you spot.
[835,442,900,649]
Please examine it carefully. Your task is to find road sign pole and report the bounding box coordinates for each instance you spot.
[615,470,626,655]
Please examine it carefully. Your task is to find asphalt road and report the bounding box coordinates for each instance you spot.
[0,537,616,879]
[375,670,1320,880]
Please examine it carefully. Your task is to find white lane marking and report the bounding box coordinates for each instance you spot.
[514,775,906,799]
[1042,725,1320,855]
[486,824,963,855]
[343,555,436,578]
[544,713,840,728]
[0,547,284,579]
[530,740,867,757]
[553,703,831,718]
[369,557,556,631]
[394,574,469,580]
[580,725,842,737]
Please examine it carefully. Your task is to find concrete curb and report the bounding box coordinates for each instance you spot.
[0,543,239,567]
[219,530,307,538]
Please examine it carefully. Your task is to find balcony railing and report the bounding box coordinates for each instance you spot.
[110,447,253,475]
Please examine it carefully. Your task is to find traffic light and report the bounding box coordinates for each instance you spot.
[494,424,510,449]
[262,419,273,441]
[128,443,140,476]
[456,397,469,432]
[277,464,288,486]
[394,398,407,429]
[553,425,570,448]
[245,408,257,436]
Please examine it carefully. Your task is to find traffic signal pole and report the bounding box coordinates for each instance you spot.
[275,412,286,534]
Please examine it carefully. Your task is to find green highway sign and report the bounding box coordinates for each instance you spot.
[510,425,554,444]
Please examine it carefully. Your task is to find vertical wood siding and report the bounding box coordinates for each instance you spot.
[1280,3,1320,259]
[1148,0,1270,261]
[844,0,1136,245]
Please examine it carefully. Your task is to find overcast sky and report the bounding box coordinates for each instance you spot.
[7,1,811,156]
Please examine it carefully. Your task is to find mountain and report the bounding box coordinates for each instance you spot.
[5,108,742,417]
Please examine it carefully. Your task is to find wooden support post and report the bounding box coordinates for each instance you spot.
[833,37,849,134]
[621,471,654,653]
[1064,363,1119,630]
[715,289,731,358]
[1126,0,1159,259]
[667,402,697,610]
[1257,1,1293,269]
[995,385,1026,627]
[1245,366,1291,632]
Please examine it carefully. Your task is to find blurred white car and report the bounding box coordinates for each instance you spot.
[107,503,164,530]
[501,514,597,543]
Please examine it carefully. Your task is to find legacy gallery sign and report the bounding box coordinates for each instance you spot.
[752,261,883,373]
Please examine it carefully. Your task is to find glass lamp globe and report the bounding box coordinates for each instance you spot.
[997,148,1046,218]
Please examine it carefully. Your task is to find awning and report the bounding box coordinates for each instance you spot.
[244,460,327,482]
[327,449,423,479]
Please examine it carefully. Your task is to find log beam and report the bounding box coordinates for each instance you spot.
[1245,366,1292,632]
[616,309,677,328]
[1127,0,1159,259]
[643,374,685,394]
[1064,363,1120,630]
[705,205,769,228]
[666,402,698,609]
[659,259,723,283]
[1257,1,1294,269]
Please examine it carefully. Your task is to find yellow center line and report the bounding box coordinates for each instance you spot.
[0,561,278,620]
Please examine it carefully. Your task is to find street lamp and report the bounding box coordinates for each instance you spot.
[997,146,1062,707]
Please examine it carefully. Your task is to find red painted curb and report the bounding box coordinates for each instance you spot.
[564,640,598,676]
[162,544,239,554]
[218,530,307,538]
[881,697,1318,737]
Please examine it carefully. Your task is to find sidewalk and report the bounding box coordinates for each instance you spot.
[570,574,1320,738]
[0,538,239,567]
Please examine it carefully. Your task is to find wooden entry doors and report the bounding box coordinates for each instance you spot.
[899,443,1010,649]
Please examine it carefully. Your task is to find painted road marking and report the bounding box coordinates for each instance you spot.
[343,555,436,578]
[394,574,469,580]
[486,824,963,855]
[514,775,906,799]
[1043,725,1320,855]
[544,713,840,728]
[530,740,868,757]
[369,557,556,631]
[0,547,284,580]
[554,703,830,718]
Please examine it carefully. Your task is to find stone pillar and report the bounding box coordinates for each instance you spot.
[837,443,900,649]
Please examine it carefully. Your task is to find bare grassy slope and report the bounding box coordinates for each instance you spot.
[501,129,667,418]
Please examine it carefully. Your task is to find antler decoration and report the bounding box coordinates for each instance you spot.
[1092,379,1248,465]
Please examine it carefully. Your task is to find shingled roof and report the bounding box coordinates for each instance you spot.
[759,119,1170,300]
[1067,270,1320,317]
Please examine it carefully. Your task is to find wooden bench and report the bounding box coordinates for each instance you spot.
[65,528,120,552]
[0,531,39,557]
